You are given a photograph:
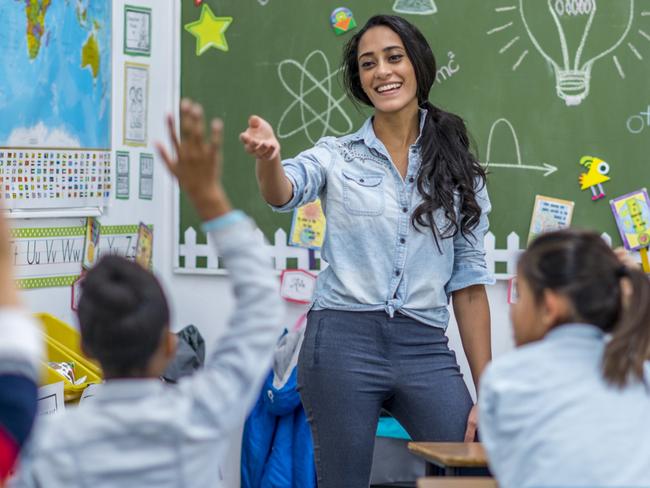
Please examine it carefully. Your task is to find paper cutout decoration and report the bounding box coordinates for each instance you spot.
[289,199,326,250]
[280,269,317,304]
[507,276,518,304]
[71,274,86,311]
[527,195,575,244]
[37,382,65,417]
[579,155,610,201]
[135,223,153,270]
[82,217,101,270]
[330,8,357,35]
[184,4,233,55]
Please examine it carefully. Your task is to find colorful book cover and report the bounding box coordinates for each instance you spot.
[527,195,575,244]
[135,223,153,269]
[610,188,650,251]
[82,217,101,270]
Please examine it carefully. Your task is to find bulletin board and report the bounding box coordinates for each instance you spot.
[178,0,650,271]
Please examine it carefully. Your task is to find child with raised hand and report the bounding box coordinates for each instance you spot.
[0,204,42,485]
[10,100,284,488]
[479,229,650,488]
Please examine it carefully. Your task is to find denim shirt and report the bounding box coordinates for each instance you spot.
[274,110,494,328]
[479,324,650,487]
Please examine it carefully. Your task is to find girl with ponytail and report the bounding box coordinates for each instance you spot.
[241,15,493,486]
[479,229,650,488]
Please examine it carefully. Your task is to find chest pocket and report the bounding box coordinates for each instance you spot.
[342,170,385,216]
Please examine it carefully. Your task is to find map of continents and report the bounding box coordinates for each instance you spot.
[0,0,111,149]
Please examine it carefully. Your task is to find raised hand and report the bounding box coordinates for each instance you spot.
[156,99,231,220]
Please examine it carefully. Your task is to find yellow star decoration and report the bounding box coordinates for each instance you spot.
[184,4,233,55]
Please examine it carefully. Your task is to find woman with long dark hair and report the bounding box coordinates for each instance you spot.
[240,15,494,486]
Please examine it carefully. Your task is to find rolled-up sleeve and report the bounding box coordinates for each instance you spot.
[271,138,334,213]
[444,181,495,295]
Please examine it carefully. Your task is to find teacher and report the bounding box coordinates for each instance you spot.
[240,14,494,487]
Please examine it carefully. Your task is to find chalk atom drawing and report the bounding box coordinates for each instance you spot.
[393,0,437,15]
[277,50,353,144]
[484,118,558,177]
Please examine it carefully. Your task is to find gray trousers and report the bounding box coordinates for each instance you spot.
[298,309,473,488]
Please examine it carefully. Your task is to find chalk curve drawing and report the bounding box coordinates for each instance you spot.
[277,50,353,144]
[393,0,438,15]
[484,118,558,177]
[518,0,634,106]
[257,0,269,5]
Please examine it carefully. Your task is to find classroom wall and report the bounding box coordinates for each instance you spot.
[17,3,516,487]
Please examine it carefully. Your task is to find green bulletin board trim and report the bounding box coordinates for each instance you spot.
[10,225,141,239]
[16,275,79,290]
[12,225,150,289]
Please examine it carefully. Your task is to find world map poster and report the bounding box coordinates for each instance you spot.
[0,0,112,210]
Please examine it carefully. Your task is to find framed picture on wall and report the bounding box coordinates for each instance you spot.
[124,5,152,56]
[123,62,149,146]
[116,151,130,199]
[139,153,154,200]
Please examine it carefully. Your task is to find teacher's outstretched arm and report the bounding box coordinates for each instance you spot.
[239,116,293,207]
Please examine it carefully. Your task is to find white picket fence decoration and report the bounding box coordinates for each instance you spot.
[177,227,619,279]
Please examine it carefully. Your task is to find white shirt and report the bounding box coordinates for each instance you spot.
[11,216,285,488]
[479,323,650,488]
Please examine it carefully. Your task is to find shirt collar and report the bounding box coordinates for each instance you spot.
[545,323,606,341]
[350,107,428,152]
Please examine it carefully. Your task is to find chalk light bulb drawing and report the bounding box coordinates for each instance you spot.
[519,0,634,106]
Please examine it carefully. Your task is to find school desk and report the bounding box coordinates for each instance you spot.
[407,442,489,476]
[417,476,497,488]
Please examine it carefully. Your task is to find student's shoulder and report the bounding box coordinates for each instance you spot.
[482,341,552,390]
[25,408,90,456]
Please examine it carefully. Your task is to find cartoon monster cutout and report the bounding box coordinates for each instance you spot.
[579,156,610,201]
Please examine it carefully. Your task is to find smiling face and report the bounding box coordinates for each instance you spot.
[357,25,418,116]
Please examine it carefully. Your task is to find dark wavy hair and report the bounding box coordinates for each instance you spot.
[78,255,170,378]
[520,229,650,388]
[342,15,486,246]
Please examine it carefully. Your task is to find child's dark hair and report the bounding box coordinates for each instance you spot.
[519,229,650,387]
[341,15,487,248]
[78,255,170,378]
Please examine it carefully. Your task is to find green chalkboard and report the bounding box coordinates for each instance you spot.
[179,0,650,269]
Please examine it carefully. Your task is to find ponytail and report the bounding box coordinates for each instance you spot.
[602,267,650,387]
[520,229,650,388]
[413,100,486,249]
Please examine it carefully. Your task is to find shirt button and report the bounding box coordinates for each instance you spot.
[395,269,401,277]
[408,177,415,183]
[359,178,364,183]
[402,207,408,213]
[400,237,406,244]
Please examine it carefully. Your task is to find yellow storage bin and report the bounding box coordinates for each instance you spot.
[36,313,103,402]
[36,313,102,377]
